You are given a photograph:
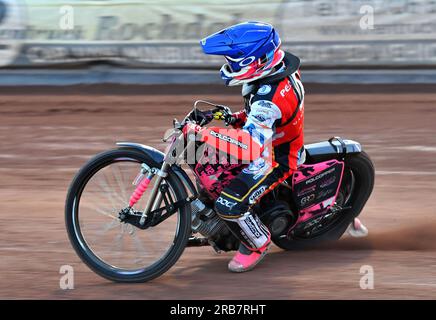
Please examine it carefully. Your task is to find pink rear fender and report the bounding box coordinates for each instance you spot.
[292,160,345,214]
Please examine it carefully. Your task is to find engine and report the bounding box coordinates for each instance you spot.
[190,199,238,252]
[258,200,297,237]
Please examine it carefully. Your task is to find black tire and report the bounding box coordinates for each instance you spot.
[65,148,191,282]
[274,151,375,250]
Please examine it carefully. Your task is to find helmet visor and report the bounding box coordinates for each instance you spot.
[225,56,243,73]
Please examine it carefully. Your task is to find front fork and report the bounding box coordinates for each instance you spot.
[128,129,195,226]
[138,162,169,225]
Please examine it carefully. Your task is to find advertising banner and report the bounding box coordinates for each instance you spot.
[1,0,435,68]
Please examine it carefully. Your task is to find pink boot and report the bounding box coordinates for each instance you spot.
[228,241,271,273]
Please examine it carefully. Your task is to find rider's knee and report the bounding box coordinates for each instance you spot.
[215,193,245,219]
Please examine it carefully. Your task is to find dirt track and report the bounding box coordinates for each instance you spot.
[1,84,436,299]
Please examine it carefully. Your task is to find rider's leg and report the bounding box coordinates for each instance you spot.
[215,159,293,272]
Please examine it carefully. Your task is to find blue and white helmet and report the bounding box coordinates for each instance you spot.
[200,21,285,86]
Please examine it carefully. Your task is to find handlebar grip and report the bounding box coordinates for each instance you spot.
[213,111,225,120]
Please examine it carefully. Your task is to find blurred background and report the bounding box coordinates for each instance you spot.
[1,0,436,83]
[0,0,436,299]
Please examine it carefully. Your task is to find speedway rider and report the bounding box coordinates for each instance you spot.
[192,22,367,273]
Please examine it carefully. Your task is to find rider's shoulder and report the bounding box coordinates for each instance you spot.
[252,82,280,101]
[250,82,280,113]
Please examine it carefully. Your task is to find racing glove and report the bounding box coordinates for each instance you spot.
[213,106,246,128]
[228,110,247,128]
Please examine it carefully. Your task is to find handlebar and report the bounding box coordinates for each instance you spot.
[176,100,233,129]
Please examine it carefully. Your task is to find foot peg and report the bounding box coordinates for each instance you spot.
[347,218,368,238]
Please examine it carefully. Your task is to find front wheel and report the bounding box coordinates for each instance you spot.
[274,151,375,250]
[65,148,191,282]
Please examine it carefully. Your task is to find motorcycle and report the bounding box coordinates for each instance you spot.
[65,100,375,282]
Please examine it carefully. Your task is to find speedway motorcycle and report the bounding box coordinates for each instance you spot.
[65,101,375,282]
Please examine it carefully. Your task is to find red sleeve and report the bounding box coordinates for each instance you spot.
[231,110,247,129]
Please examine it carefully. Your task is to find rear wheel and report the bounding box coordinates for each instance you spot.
[274,151,375,250]
[65,148,191,282]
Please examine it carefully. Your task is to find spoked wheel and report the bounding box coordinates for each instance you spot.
[65,148,191,282]
[273,151,375,250]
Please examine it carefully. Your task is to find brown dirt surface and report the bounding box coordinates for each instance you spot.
[1,84,436,299]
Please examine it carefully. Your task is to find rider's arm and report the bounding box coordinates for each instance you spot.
[242,99,282,147]
[200,100,281,162]
[185,100,281,162]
